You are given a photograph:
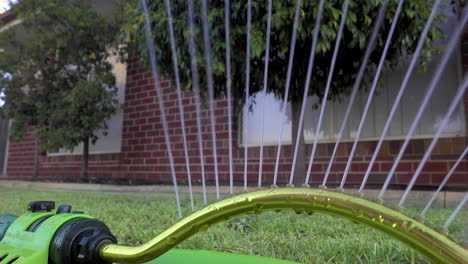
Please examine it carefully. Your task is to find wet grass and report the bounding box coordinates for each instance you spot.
[0,187,466,263]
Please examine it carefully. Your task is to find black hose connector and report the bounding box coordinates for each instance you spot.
[49,218,117,264]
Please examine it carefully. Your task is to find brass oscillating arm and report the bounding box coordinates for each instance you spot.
[99,188,467,264]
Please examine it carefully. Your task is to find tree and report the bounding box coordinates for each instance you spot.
[0,0,123,179]
[123,0,452,184]
[0,70,43,178]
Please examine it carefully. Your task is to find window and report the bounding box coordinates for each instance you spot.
[242,38,465,147]
[49,53,127,155]
[242,92,292,147]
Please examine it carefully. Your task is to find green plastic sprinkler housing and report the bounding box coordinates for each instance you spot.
[0,201,115,264]
[0,201,296,264]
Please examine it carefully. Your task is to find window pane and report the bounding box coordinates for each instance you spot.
[242,91,292,146]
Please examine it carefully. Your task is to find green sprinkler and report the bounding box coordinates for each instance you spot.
[0,200,295,264]
[0,201,117,264]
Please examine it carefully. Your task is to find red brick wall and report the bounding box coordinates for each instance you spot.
[6,57,468,187]
[6,130,36,178]
[6,36,468,187]
[6,134,124,181]
[463,25,468,134]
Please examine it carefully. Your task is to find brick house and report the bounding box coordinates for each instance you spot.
[0,5,467,189]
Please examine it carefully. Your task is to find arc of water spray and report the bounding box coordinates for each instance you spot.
[244,0,252,191]
[303,0,358,186]
[258,0,273,188]
[398,9,468,205]
[140,0,182,218]
[340,0,400,188]
[201,0,221,200]
[321,0,387,187]
[359,0,442,194]
[224,0,234,195]
[421,145,468,217]
[400,76,468,207]
[163,0,194,211]
[444,193,468,229]
[302,0,344,185]
[187,0,208,205]
[289,0,348,186]
[272,0,304,187]
[379,5,467,200]
[317,2,388,187]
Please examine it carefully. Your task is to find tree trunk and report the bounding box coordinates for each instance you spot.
[291,100,306,186]
[33,138,39,179]
[81,137,89,180]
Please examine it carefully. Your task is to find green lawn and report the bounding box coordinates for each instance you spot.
[0,187,466,264]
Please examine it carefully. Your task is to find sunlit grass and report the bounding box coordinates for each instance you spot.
[0,187,465,264]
